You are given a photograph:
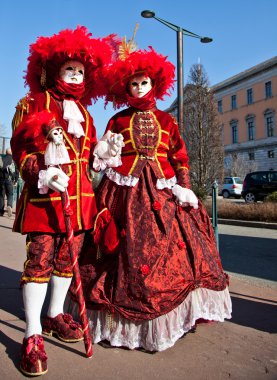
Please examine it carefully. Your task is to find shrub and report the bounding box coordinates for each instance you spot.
[264,192,277,203]
[192,186,208,202]
[204,198,277,223]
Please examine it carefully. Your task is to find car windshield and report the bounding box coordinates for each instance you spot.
[234,177,243,184]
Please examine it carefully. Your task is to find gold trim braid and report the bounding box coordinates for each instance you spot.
[152,112,165,177]
[21,276,51,283]
[93,207,108,232]
[45,91,51,111]
[12,95,31,131]
[52,270,73,278]
[128,113,139,175]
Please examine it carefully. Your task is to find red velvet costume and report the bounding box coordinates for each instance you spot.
[67,45,232,352]
[11,90,97,282]
[12,91,97,235]
[13,26,117,377]
[75,104,230,318]
[104,107,190,182]
[68,108,232,351]
[11,26,115,283]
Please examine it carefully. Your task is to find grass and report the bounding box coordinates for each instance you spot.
[204,198,277,223]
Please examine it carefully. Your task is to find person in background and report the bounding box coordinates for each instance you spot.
[0,148,19,217]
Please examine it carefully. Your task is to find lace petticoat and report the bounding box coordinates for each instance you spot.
[66,287,232,352]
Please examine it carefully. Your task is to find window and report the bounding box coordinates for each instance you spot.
[250,172,267,181]
[263,109,275,138]
[218,100,222,113]
[264,109,275,137]
[266,116,274,137]
[231,95,237,110]
[224,178,233,185]
[230,120,238,143]
[268,150,274,158]
[265,81,272,98]
[249,152,255,160]
[248,120,255,140]
[247,88,253,104]
[269,172,277,182]
[246,115,255,141]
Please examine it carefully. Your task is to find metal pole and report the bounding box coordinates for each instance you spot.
[212,180,219,250]
[177,28,184,131]
[1,137,5,154]
[141,11,212,131]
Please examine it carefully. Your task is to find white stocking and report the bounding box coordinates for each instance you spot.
[23,282,48,338]
[47,276,72,318]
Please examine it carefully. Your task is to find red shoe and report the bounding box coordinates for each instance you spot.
[196,318,215,325]
[20,334,48,376]
[42,313,83,343]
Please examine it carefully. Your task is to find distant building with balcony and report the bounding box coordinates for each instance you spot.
[166,57,277,174]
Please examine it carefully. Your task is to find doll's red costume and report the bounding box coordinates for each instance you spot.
[11,26,114,376]
[67,43,232,352]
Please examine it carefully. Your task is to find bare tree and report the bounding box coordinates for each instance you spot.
[182,64,224,199]
[0,122,11,154]
[225,153,257,178]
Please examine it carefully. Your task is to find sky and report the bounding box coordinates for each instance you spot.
[0,0,276,141]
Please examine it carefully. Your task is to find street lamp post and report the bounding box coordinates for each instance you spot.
[141,10,212,131]
[141,11,218,246]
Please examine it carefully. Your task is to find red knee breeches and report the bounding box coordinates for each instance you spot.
[21,232,85,285]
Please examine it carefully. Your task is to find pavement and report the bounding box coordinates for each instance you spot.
[0,213,277,380]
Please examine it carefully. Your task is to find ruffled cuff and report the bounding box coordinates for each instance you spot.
[93,155,122,171]
[105,168,139,187]
[156,176,177,190]
[38,170,49,194]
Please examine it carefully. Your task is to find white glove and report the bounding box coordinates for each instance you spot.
[44,167,69,193]
[94,131,125,160]
[172,184,198,209]
[49,128,64,145]
[108,131,125,156]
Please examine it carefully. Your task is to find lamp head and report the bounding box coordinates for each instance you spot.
[200,37,213,43]
[141,10,155,18]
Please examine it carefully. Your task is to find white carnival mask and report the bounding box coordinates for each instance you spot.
[59,60,85,84]
[50,128,64,145]
[128,75,152,98]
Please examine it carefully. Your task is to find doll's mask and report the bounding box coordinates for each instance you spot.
[128,75,152,98]
[50,128,64,145]
[59,60,85,84]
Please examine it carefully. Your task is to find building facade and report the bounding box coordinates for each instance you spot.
[166,57,277,175]
[212,56,277,174]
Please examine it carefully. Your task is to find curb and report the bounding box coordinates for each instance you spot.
[218,218,277,230]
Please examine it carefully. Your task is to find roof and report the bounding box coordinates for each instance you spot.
[211,56,277,93]
[165,56,277,111]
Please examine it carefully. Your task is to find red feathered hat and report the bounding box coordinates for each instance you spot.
[25,26,116,105]
[104,36,175,108]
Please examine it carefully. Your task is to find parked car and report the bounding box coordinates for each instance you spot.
[242,170,277,203]
[221,176,243,199]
